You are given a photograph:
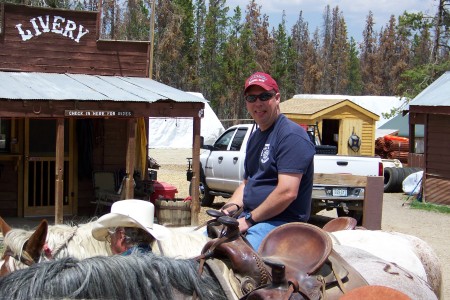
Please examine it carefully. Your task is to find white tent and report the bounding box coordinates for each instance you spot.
[148,92,224,148]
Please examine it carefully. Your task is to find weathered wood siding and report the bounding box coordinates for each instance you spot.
[0,3,149,76]
[424,114,450,205]
[409,153,425,168]
[0,159,19,216]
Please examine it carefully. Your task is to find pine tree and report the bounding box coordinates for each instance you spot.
[244,0,272,72]
[271,13,292,100]
[153,1,184,85]
[192,0,207,91]
[360,11,382,94]
[201,0,229,110]
[319,5,333,93]
[328,6,349,94]
[347,37,363,95]
[290,11,310,94]
[303,29,323,94]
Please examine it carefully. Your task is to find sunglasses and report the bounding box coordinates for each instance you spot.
[244,92,276,103]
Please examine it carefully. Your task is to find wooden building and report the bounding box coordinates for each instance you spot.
[408,71,450,206]
[280,98,379,156]
[0,3,203,223]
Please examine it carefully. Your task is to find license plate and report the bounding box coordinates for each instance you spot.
[332,188,348,197]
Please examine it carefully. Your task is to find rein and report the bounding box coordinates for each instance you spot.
[3,248,36,266]
[49,226,79,258]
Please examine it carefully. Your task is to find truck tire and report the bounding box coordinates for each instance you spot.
[384,167,424,193]
[384,167,400,193]
[189,177,215,207]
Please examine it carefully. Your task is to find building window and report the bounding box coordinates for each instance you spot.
[0,119,10,152]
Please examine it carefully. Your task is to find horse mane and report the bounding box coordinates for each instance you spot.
[0,253,227,300]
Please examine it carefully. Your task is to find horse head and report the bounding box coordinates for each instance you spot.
[1,219,48,276]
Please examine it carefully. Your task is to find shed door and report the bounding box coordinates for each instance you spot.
[340,119,363,156]
[24,119,73,217]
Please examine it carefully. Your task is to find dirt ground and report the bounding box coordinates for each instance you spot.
[150,148,450,299]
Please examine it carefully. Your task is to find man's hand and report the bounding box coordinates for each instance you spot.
[238,217,251,233]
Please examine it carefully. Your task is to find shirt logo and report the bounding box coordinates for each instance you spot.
[260,144,270,164]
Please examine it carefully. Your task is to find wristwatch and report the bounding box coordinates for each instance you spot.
[244,212,256,225]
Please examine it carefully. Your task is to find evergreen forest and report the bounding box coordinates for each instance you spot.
[3,0,450,121]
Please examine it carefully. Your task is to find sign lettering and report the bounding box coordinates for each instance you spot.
[16,15,89,43]
[65,110,133,117]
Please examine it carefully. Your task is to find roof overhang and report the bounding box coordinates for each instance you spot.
[0,72,206,118]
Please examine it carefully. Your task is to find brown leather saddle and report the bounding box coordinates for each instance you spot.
[322,217,357,233]
[254,222,368,300]
[198,215,367,300]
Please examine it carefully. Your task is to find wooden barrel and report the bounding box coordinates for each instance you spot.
[155,199,191,226]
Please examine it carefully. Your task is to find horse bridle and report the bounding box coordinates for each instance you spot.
[2,247,37,266]
[0,226,78,276]
[0,245,41,277]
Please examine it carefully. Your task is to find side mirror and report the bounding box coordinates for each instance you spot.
[200,136,214,150]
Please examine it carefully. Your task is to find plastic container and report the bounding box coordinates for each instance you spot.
[150,181,178,203]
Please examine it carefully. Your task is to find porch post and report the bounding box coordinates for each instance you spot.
[55,118,65,224]
[125,118,137,199]
[190,115,201,225]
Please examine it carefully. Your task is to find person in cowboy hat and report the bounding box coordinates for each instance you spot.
[92,199,171,255]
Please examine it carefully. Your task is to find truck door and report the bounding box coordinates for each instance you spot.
[222,127,248,191]
[204,127,237,190]
[205,127,248,192]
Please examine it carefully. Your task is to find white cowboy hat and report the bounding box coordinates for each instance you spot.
[92,199,171,241]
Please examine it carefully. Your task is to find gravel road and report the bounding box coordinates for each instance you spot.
[150,148,450,299]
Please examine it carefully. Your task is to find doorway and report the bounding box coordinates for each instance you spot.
[322,119,340,148]
[24,119,73,217]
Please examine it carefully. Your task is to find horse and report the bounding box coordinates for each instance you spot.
[0,216,209,276]
[0,222,439,300]
[0,216,441,298]
[330,229,442,296]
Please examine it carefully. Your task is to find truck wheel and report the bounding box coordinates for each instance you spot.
[384,167,399,193]
[189,178,215,207]
[336,208,363,226]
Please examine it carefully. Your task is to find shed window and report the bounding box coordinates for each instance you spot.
[0,119,11,152]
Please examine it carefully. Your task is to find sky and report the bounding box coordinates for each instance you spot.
[225,0,438,41]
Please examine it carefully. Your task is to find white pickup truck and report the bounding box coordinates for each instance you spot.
[187,123,383,221]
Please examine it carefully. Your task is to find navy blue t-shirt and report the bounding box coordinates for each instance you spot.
[243,114,315,222]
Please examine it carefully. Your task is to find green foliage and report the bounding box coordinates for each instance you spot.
[347,37,363,95]
[3,0,448,121]
[397,60,450,99]
[410,199,450,214]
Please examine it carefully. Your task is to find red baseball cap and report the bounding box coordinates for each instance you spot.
[244,72,279,93]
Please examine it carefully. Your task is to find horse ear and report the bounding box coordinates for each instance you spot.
[0,216,12,236]
[24,219,49,260]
